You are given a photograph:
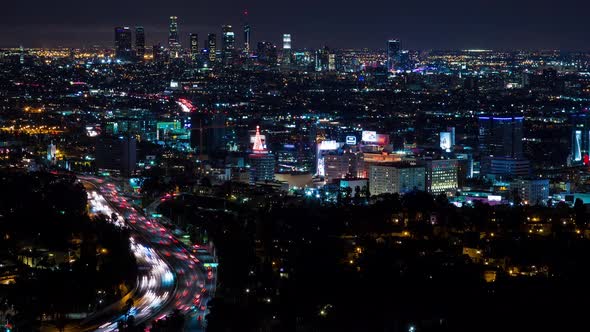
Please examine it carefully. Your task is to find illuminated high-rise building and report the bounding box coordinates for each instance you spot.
[248,126,275,184]
[386,39,401,72]
[135,26,145,59]
[244,24,251,53]
[222,25,235,64]
[96,136,137,177]
[168,16,181,58]
[152,43,164,62]
[478,116,523,159]
[257,41,277,65]
[315,46,330,71]
[114,26,133,61]
[207,33,217,62]
[426,159,458,196]
[369,163,426,196]
[190,33,199,62]
[283,34,291,50]
[282,33,292,66]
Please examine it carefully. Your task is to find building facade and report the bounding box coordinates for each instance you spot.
[478,116,524,158]
[168,16,181,58]
[207,33,217,63]
[324,151,364,183]
[248,126,275,184]
[511,179,550,205]
[114,27,133,61]
[386,39,401,72]
[369,163,426,196]
[222,25,235,65]
[190,33,199,62]
[426,159,458,196]
[135,27,145,59]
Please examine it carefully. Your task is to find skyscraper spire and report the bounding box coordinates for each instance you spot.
[252,125,266,153]
[243,9,251,54]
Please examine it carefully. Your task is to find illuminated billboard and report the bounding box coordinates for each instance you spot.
[488,195,502,202]
[362,131,377,143]
[346,136,357,145]
[318,140,340,151]
[440,132,452,151]
[574,130,582,162]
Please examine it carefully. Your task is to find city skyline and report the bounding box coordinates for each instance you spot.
[2,3,590,332]
[0,0,588,50]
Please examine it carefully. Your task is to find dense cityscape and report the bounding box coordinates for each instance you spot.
[1,8,590,332]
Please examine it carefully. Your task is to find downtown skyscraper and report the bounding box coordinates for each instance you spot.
[114,26,133,61]
[168,16,181,58]
[190,33,199,62]
[386,39,401,72]
[282,33,292,66]
[244,24,251,54]
[222,25,235,65]
[207,33,217,63]
[135,26,145,60]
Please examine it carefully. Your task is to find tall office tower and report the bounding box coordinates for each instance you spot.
[426,159,459,196]
[570,113,590,165]
[168,16,181,58]
[96,136,137,177]
[249,126,275,184]
[315,47,330,71]
[207,33,217,62]
[243,24,251,53]
[328,54,336,71]
[191,112,227,158]
[282,33,292,66]
[478,116,524,158]
[399,50,411,71]
[152,43,165,62]
[190,33,199,62]
[323,150,364,183]
[257,41,277,65]
[135,26,145,60]
[386,39,401,72]
[221,25,235,64]
[114,27,133,61]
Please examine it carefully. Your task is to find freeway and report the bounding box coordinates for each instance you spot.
[80,177,215,331]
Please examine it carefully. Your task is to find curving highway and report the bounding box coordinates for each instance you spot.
[80,176,215,331]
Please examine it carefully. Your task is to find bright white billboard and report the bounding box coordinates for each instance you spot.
[362,131,377,143]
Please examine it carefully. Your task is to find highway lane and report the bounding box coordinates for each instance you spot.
[80,177,215,331]
[77,180,176,331]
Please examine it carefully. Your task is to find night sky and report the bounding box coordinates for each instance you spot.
[1,0,588,50]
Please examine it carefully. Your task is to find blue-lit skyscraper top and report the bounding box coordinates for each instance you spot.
[478,115,524,159]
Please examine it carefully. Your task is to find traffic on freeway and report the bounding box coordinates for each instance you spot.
[81,176,216,331]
